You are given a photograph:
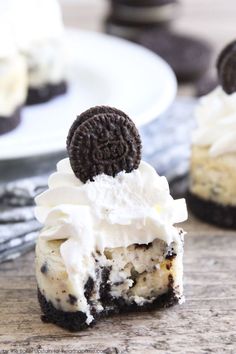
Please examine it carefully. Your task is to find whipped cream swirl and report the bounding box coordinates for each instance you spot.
[193,86,236,157]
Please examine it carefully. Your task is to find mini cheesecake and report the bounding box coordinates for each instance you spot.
[35,106,187,331]
[189,89,236,228]
[25,40,67,105]
[0,19,27,134]
[188,41,236,229]
[10,0,68,105]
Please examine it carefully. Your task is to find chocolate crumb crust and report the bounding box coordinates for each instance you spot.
[187,192,236,229]
[40,262,48,275]
[26,81,67,106]
[0,107,21,135]
[38,285,178,332]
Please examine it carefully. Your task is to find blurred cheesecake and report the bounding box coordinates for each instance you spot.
[35,106,187,331]
[0,19,27,135]
[11,0,68,105]
[188,41,236,229]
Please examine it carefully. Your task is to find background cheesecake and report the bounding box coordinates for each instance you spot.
[0,19,27,135]
[188,41,236,228]
[11,0,68,105]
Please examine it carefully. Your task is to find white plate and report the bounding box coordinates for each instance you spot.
[0,29,177,160]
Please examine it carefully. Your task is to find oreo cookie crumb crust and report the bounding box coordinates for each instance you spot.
[187,192,236,229]
[26,81,67,106]
[0,107,21,135]
[67,106,142,183]
[38,285,177,332]
[217,40,236,94]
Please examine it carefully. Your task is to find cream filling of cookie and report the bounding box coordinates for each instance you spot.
[24,40,68,88]
[36,236,184,324]
[190,145,236,205]
[112,3,179,23]
[0,55,28,117]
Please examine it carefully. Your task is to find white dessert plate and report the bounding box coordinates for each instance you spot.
[0,29,177,160]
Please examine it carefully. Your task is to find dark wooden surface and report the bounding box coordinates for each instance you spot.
[0,215,235,354]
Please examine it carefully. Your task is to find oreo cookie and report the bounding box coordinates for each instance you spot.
[109,0,179,26]
[138,30,212,82]
[67,106,142,183]
[217,40,236,94]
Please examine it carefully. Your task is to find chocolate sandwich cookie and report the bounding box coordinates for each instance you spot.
[0,108,21,135]
[217,40,236,94]
[26,81,67,106]
[138,30,212,82]
[67,106,142,183]
[109,0,179,26]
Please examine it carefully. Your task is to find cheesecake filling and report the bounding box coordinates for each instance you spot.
[35,159,187,323]
[36,235,184,325]
[25,40,68,88]
[190,145,236,205]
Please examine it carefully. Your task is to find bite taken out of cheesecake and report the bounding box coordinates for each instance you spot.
[35,106,188,331]
[188,40,236,229]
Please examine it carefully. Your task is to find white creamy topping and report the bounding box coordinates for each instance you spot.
[3,0,64,51]
[0,55,28,116]
[35,158,187,314]
[0,0,63,54]
[0,18,17,59]
[193,86,236,157]
[0,0,67,87]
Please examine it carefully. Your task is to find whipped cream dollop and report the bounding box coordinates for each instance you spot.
[193,86,236,157]
[1,0,64,51]
[0,0,67,86]
[0,7,18,59]
[35,158,187,314]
